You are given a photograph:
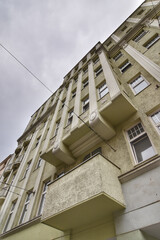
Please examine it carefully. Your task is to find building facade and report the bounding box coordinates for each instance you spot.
[0,0,160,239]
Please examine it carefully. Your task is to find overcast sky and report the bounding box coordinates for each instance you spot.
[0,0,144,162]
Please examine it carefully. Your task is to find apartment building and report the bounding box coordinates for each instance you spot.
[0,0,160,239]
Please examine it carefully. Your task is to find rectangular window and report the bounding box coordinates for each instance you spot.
[151,110,160,133]
[68,110,74,125]
[38,180,50,216]
[19,191,33,224]
[93,57,99,65]
[61,99,65,109]
[95,66,103,77]
[83,67,88,75]
[83,147,102,161]
[83,79,89,88]
[35,136,41,148]
[133,29,147,42]
[82,98,89,113]
[106,41,112,47]
[121,26,127,31]
[137,9,144,15]
[113,52,122,61]
[98,83,109,98]
[119,61,132,73]
[130,75,149,94]
[144,34,160,49]
[23,161,31,179]
[127,123,155,163]
[54,121,60,136]
[72,89,76,99]
[3,200,17,232]
[36,158,42,169]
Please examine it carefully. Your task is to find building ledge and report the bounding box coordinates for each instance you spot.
[0,216,41,239]
[119,155,160,183]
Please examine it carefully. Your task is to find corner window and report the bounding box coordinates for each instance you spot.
[144,34,160,49]
[98,83,109,98]
[151,110,160,133]
[127,123,156,163]
[113,52,122,61]
[130,75,149,94]
[82,97,89,113]
[119,60,132,73]
[133,29,147,42]
[95,66,103,77]
[67,110,74,125]
[38,180,50,216]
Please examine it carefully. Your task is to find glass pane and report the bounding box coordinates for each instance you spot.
[134,81,148,94]
[151,111,160,124]
[133,135,155,163]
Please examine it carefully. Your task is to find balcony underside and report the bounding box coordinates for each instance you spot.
[42,192,124,231]
[100,94,136,126]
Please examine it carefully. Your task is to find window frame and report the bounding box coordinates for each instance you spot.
[95,66,103,77]
[150,110,160,134]
[113,52,123,61]
[19,191,33,224]
[37,179,51,216]
[82,78,89,88]
[133,29,147,42]
[67,109,74,125]
[127,123,156,164]
[98,82,109,99]
[3,199,17,232]
[82,97,89,113]
[129,75,149,95]
[143,34,160,49]
[119,60,132,73]
[23,161,31,179]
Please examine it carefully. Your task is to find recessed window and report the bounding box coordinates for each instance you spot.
[23,161,31,179]
[133,29,147,42]
[130,75,149,94]
[137,9,144,15]
[72,89,76,99]
[61,99,65,109]
[3,200,17,232]
[82,97,89,113]
[83,147,102,161]
[82,57,87,64]
[127,123,155,163]
[98,83,109,98]
[83,78,89,88]
[151,110,160,133]
[121,26,127,31]
[75,65,78,72]
[113,52,123,61]
[36,158,42,169]
[93,57,99,65]
[38,180,50,216]
[144,34,160,49]
[67,110,74,125]
[35,136,41,148]
[83,67,88,75]
[95,66,103,77]
[74,75,78,83]
[119,61,132,73]
[106,41,112,47]
[19,191,33,224]
[54,121,60,136]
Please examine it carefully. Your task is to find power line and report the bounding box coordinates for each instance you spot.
[0,43,116,152]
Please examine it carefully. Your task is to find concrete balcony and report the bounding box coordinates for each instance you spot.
[3,164,12,177]
[42,154,125,230]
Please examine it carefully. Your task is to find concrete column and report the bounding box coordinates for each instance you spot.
[72,71,82,129]
[42,89,63,151]
[124,44,160,82]
[98,49,121,100]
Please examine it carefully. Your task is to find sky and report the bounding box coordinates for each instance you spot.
[0,0,144,162]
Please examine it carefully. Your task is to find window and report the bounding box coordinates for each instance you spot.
[151,110,160,133]
[36,158,42,169]
[83,67,88,75]
[95,66,103,77]
[38,180,50,216]
[119,61,132,73]
[74,75,78,83]
[82,97,89,113]
[67,110,74,125]
[93,57,99,65]
[61,99,65,108]
[133,29,147,42]
[113,52,123,61]
[54,121,60,136]
[127,123,155,163]
[121,26,127,31]
[19,191,33,224]
[23,161,31,179]
[83,79,89,88]
[83,147,102,161]
[137,9,144,15]
[130,75,149,94]
[3,200,17,232]
[106,41,112,47]
[98,83,109,98]
[72,89,76,99]
[144,34,160,49]
[82,57,87,64]
[35,136,41,148]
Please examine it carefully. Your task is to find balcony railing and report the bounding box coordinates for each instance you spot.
[42,154,125,230]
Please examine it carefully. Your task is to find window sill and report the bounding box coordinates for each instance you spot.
[119,154,160,183]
